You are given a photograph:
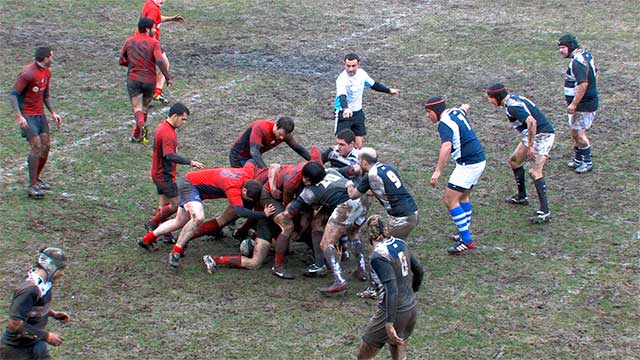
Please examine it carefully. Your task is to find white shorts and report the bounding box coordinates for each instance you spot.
[328,198,366,228]
[448,161,486,191]
[520,131,555,157]
[568,111,596,131]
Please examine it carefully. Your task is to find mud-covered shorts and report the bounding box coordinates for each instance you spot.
[328,198,365,228]
[362,307,417,349]
[21,115,49,140]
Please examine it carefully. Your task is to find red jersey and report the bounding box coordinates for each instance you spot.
[151,120,178,184]
[119,31,164,84]
[230,119,289,158]
[185,162,256,206]
[141,0,162,40]
[265,161,306,207]
[12,63,51,116]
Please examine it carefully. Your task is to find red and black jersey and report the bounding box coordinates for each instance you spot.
[230,119,287,158]
[151,120,178,184]
[119,32,164,84]
[141,0,162,41]
[265,161,306,207]
[253,167,269,184]
[12,63,51,116]
[185,162,256,206]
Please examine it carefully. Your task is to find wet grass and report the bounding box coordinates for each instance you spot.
[1,0,639,359]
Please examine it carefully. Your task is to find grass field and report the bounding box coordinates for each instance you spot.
[1,0,639,359]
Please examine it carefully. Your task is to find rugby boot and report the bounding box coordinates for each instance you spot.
[137,239,157,252]
[141,126,149,146]
[530,210,552,224]
[505,194,529,205]
[168,252,181,268]
[153,94,170,104]
[567,159,582,169]
[318,280,348,295]
[28,185,45,199]
[575,163,593,174]
[202,255,217,274]
[447,241,476,255]
[162,233,177,244]
[450,233,461,242]
[352,268,368,282]
[272,266,295,280]
[356,286,378,299]
[303,263,327,278]
[37,178,51,190]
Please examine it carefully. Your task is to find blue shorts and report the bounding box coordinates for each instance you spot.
[178,178,202,207]
[21,115,49,140]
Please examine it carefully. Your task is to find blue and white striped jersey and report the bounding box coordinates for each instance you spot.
[504,94,554,134]
[564,50,599,112]
[438,108,485,165]
[356,162,417,217]
[334,68,375,112]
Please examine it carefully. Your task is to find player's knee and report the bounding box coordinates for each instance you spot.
[191,213,205,225]
[528,168,541,179]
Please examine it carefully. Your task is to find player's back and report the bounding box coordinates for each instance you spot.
[370,237,417,312]
[368,163,417,217]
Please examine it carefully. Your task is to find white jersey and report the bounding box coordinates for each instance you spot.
[334,68,375,112]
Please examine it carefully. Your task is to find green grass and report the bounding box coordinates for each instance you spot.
[1,0,639,359]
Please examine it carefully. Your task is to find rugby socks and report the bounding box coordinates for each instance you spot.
[172,244,183,255]
[460,202,472,227]
[312,231,325,267]
[573,146,582,165]
[154,88,163,97]
[36,151,49,179]
[512,166,527,197]
[351,238,367,274]
[533,178,549,213]
[27,153,40,186]
[213,255,242,267]
[450,206,472,245]
[133,111,145,138]
[190,219,220,240]
[323,245,345,284]
[578,146,592,166]
[151,204,175,226]
[142,231,157,245]
[274,233,289,268]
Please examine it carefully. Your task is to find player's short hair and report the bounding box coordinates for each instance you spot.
[243,180,263,202]
[359,147,377,164]
[486,83,508,104]
[276,117,295,133]
[302,162,326,185]
[344,53,360,62]
[138,17,155,34]
[365,215,388,243]
[34,47,52,62]
[169,102,190,117]
[336,128,356,144]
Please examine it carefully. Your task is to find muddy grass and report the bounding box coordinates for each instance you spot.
[1,0,639,359]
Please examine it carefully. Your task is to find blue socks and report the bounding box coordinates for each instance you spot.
[450,205,472,245]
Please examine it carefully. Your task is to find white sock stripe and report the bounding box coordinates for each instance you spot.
[452,213,467,221]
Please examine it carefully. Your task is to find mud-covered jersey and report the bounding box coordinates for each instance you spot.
[326,147,359,168]
[564,50,599,112]
[119,31,164,84]
[334,68,375,112]
[438,108,485,165]
[1,274,53,347]
[370,237,424,322]
[265,161,306,207]
[12,63,51,116]
[289,168,349,213]
[503,94,554,134]
[356,162,417,217]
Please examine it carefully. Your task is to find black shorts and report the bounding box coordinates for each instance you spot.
[0,339,50,359]
[229,150,249,168]
[335,109,366,136]
[256,188,285,240]
[155,181,178,198]
[20,115,49,140]
[127,79,155,98]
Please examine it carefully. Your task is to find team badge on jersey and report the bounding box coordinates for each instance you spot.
[32,86,40,93]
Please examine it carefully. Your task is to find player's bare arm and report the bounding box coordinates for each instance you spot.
[430,141,452,187]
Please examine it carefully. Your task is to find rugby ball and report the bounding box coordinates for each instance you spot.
[239,238,255,257]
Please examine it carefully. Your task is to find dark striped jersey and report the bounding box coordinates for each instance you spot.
[289,168,349,212]
[438,108,485,165]
[564,50,599,112]
[503,94,554,134]
[356,162,417,217]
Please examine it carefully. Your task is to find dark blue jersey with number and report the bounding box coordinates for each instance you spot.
[356,162,417,217]
[438,108,485,165]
